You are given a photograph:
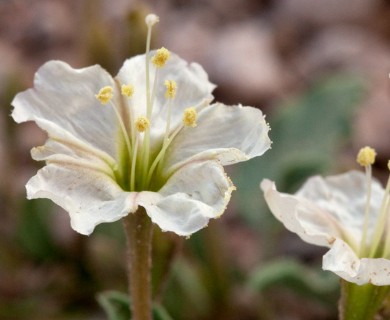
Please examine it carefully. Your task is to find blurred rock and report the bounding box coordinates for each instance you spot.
[0,0,75,56]
[0,44,23,128]
[226,223,261,271]
[274,0,380,27]
[50,207,78,250]
[205,0,268,22]
[294,26,390,80]
[161,19,214,66]
[0,42,23,221]
[14,123,46,195]
[0,42,22,87]
[354,82,390,160]
[206,22,284,104]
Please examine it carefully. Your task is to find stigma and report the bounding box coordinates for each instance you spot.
[95,86,114,104]
[145,14,159,27]
[357,146,377,167]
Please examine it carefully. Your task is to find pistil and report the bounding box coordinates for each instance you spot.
[141,15,159,189]
[144,14,158,117]
[357,146,376,257]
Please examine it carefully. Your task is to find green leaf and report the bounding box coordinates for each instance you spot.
[97,291,130,320]
[16,199,60,261]
[97,291,173,320]
[161,258,212,319]
[248,259,339,305]
[153,304,174,320]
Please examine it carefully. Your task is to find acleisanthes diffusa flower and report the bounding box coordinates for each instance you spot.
[12,14,271,237]
[261,147,390,286]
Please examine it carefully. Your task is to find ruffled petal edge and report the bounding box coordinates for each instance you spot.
[139,161,235,236]
[323,239,390,285]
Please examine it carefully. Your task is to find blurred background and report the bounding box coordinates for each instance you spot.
[1,0,390,319]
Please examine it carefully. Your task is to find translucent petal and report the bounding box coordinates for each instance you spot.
[261,179,339,247]
[138,161,235,236]
[31,127,118,173]
[26,162,137,235]
[12,61,121,160]
[262,171,385,248]
[165,103,271,175]
[323,238,390,285]
[296,171,384,246]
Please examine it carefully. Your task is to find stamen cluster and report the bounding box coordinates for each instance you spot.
[94,21,199,192]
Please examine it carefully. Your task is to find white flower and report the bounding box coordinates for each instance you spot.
[261,162,390,285]
[12,50,271,236]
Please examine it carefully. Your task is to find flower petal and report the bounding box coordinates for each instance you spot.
[11,60,121,160]
[31,132,118,174]
[138,161,235,236]
[261,179,344,247]
[295,171,384,245]
[164,103,271,175]
[26,162,137,235]
[261,171,385,251]
[323,238,390,285]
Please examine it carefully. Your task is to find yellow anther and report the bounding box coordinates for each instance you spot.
[164,80,177,99]
[388,160,390,171]
[145,14,159,27]
[152,47,170,68]
[121,84,134,98]
[183,107,197,127]
[357,146,377,167]
[95,86,113,104]
[135,116,150,133]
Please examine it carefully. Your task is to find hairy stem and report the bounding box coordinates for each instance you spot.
[123,207,154,320]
